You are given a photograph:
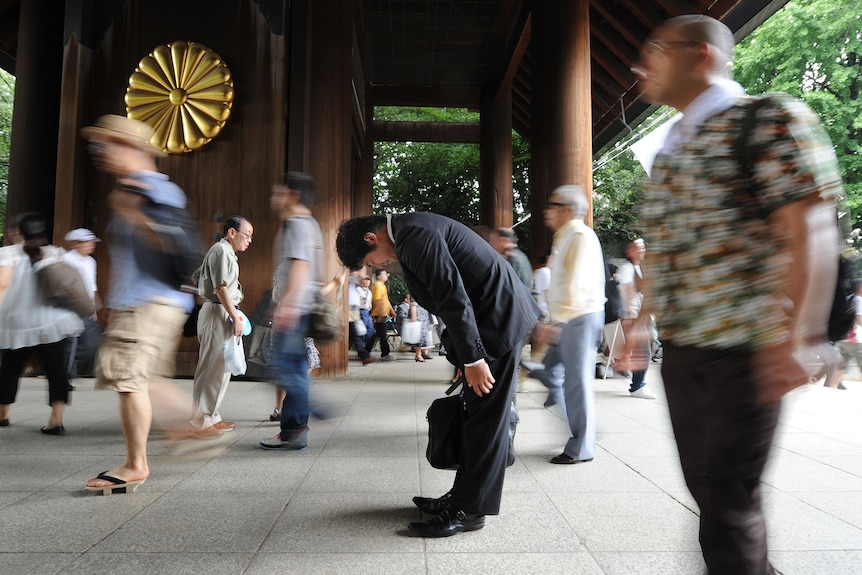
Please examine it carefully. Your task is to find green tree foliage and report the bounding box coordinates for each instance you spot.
[374,139,481,221]
[373,107,481,221]
[372,106,532,236]
[592,149,647,255]
[734,0,862,224]
[0,69,13,237]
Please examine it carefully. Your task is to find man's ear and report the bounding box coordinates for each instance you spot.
[363,232,378,246]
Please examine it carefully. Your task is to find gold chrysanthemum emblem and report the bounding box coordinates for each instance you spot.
[125,41,234,154]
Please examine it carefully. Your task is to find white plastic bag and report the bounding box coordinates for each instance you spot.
[401,320,422,345]
[353,320,367,337]
[224,335,247,376]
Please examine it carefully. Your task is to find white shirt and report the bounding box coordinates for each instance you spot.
[533,266,551,316]
[547,219,606,322]
[615,261,643,319]
[63,249,98,299]
[660,79,747,155]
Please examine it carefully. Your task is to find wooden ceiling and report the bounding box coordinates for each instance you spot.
[0,0,788,156]
[359,0,789,155]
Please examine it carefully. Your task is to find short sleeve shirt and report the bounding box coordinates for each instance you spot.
[272,215,323,314]
[370,281,392,317]
[642,94,844,350]
[197,238,243,305]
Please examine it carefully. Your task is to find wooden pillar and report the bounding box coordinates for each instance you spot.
[479,87,513,228]
[529,14,551,260]
[6,0,64,239]
[353,82,374,216]
[530,1,593,259]
[53,3,96,242]
[302,0,353,376]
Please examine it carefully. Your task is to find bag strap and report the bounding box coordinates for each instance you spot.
[731,96,773,221]
[445,375,466,396]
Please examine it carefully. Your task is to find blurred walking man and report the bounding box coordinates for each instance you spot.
[623,15,843,574]
[82,115,194,494]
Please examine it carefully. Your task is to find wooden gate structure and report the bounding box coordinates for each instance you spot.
[0,0,786,375]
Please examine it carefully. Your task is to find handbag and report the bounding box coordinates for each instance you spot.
[224,335,247,375]
[425,377,519,470]
[37,261,94,318]
[308,289,342,344]
[400,320,422,345]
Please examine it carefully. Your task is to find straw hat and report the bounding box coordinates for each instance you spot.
[80,114,166,157]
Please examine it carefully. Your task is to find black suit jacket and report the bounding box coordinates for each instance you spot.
[391,213,540,365]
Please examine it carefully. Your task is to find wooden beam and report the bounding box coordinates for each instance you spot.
[373,120,481,143]
[373,84,481,108]
[494,12,531,101]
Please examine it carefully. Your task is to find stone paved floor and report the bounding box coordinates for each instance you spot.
[1,350,861,574]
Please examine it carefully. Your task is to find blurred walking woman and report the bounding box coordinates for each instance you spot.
[0,213,83,434]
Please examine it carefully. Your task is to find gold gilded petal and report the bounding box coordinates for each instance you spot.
[187,86,234,103]
[127,101,173,127]
[184,60,219,89]
[169,41,189,88]
[135,58,174,92]
[128,71,171,95]
[186,99,232,123]
[152,45,178,90]
[183,103,224,138]
[179,43,207,87]
[165,107,188,154]
[125,89,173,108]
[148,105,177,151]
[180,106,209,149]
[186,68,231,93]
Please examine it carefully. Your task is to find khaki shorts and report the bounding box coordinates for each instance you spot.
[95,299,188,393]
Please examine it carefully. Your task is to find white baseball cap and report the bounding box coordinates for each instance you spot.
[64,228,101,242]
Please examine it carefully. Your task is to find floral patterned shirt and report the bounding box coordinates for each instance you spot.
[642,93,843,351]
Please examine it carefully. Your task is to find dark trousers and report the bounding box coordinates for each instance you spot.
[350,321,370,359]
[275,315,311,435]
[364,319,391,357]
[449,344,521,516]
[0,338,74,406]
[662,345,780,575]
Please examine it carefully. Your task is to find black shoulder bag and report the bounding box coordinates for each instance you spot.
[733,96,854,342]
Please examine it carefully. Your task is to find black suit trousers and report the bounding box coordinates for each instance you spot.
[365,319,391,357]
[662,345,780,575]
[449,344,521,516]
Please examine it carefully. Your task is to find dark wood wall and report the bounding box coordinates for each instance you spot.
[74,0,286,373]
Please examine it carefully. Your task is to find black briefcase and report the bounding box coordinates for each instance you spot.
[426,380,465,470]
[425,378,519,470]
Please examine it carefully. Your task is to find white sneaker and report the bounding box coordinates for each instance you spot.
[630,386,657,400]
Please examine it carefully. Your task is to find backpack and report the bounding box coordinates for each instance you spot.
[604,257,623,324]
[734,94,854,342]
[119,177,206,290]
[138,200,206,289]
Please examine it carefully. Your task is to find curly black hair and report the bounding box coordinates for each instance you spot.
[335,215,387,270]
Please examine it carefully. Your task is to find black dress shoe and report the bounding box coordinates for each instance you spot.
[550,453,592,464]
[41,425,66,436]
[412,492,452,514]
[0,418,9,427]
[408,508,485,538]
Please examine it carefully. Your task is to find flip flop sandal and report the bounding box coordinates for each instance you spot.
[85,471,146,495]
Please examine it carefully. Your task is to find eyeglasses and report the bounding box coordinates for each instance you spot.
[643,40,700,54]
[546,202,571,209]
[236,230,253,241]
